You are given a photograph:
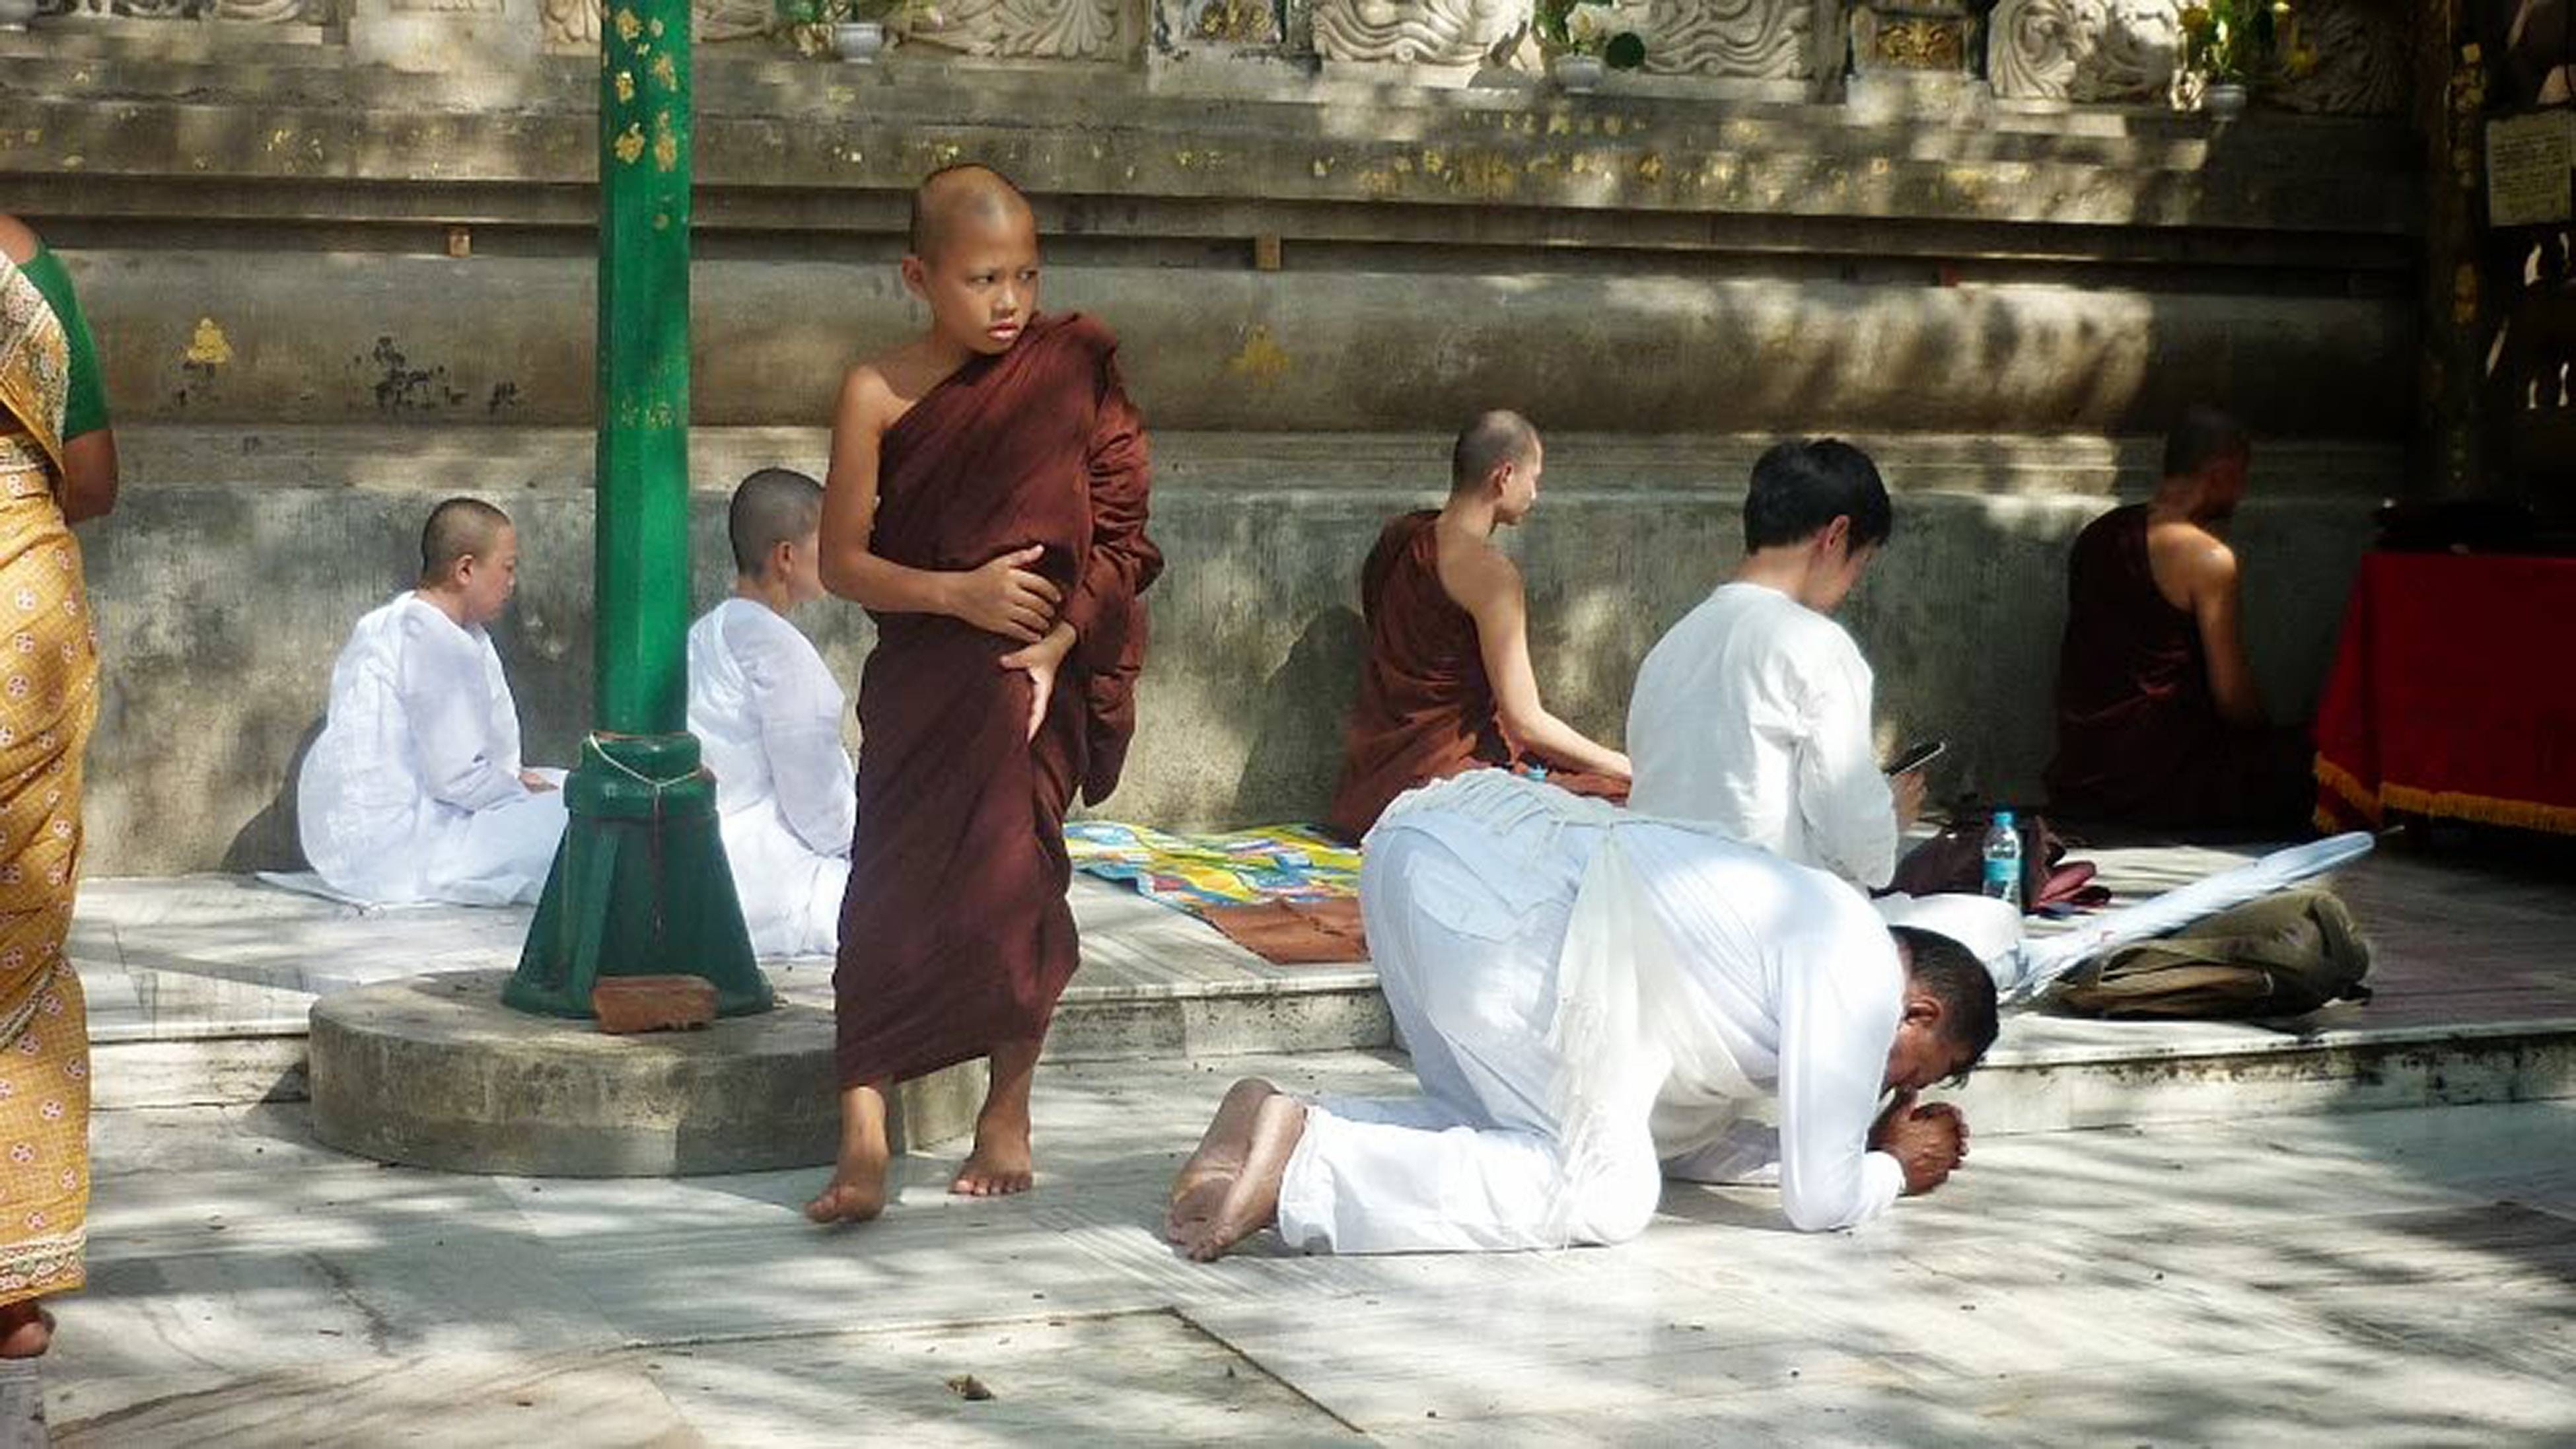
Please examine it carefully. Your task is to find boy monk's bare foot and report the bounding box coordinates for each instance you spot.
[1166,1078,1277,1242]
[805,1159,889,1224]
[1180,1092,1306,1262]
[806,1082,892,1224]
[951,1113,1034,1197]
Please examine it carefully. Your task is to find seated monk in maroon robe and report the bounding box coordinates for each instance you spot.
[1326,411,1630,839]
[2044,407,2311,832]
[807,165,1160,1223]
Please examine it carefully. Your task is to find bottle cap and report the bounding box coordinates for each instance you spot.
[1992,809,2016,828]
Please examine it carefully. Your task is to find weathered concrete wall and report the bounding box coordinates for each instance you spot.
[6,47,2417,874]
[77,427,2382,876]
[69,252,2410,439]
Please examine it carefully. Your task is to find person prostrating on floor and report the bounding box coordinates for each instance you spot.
[805,164,1161,1223]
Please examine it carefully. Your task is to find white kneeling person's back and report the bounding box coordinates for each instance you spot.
[297,593,567,905]
[686,597,855,957]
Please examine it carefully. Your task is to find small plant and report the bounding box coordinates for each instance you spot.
[1535,0,1646,70]
[2178,0,2303,87]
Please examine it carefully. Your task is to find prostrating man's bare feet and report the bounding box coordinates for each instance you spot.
[1178,1091,1307,1262]
[1166,1078,1279,1242]
[952,1038,1041,1198]
[806,1082,894,1224]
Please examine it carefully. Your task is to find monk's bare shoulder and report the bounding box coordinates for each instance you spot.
[1433,525,1524,620]
[0,215,39,266]
[2146,517,2240,607]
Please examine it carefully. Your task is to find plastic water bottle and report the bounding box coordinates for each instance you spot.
[1981,810,2024,909]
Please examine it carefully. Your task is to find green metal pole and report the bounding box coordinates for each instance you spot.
[594,0,692,730]
[505,0,769,1018]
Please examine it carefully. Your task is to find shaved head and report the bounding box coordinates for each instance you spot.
[1450,409,1541,493]
[420,497,513,586]
[906,163,1034,262]
[729,467,824,576]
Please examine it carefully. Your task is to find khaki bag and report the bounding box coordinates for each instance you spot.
[2053,889,2373,1020]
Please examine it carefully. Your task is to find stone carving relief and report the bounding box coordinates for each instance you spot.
[40,0,325,20]
[1313,0,1523,69]
[2271,0,2408,117]
[1988,0,2180,104]
[901,0,1131,58]
[1186,0,1280,42]
[1640,0,1806,79]
[541,0,772,50]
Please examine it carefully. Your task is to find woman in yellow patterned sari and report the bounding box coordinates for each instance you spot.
[0,213,116,1428]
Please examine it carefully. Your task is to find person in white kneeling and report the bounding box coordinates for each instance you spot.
[1625,439,1925,891]
[297,497,568,906]
[1164,771,1995,1260]
[688,468,855,958]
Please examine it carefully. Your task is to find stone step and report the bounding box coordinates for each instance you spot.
[78,843,2576,1154]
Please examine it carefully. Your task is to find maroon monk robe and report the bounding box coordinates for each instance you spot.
[1326,511,1623,840]
[2044,503,2309,830]
[834,312,1160,1088]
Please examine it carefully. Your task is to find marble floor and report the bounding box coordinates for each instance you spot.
[38,1053,2576,1446]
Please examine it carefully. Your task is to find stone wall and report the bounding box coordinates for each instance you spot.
[0,15,2420,874]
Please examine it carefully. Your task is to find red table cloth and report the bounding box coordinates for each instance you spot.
[2314,551,2576,836]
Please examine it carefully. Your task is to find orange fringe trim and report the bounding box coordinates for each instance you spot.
[2312,753,2576,837]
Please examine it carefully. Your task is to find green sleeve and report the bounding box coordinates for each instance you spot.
[18,247,109,440]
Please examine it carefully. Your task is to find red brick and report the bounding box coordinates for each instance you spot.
[591,975,718,1034]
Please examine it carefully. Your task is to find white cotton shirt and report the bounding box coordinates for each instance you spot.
[686,598,855,958]
[296,592,565,905]
[1626,581,1898,889]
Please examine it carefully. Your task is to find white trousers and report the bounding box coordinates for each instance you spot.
[1273,818,1664,1254]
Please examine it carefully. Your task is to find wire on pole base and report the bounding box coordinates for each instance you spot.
[503,731,773,1019]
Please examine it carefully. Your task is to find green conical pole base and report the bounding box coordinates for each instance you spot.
[503,732,772,1019]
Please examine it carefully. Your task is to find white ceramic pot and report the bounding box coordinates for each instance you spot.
[2206,82,2249,119]
[1552,53,1604,93]
[0,0,41,33]
[832,19,886,61]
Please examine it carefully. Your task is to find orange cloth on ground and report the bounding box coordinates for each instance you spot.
[832,314,1161,1088]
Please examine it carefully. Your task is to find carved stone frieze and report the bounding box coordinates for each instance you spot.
[1639,0,1806,79]
[541,0,773,49]
[901,0,1131,59]
[2271,0,2408,117]
[38,0,329,16]
[1312,0,1523,69]
[1987,0,2180,104]
[1190,0,1279,42]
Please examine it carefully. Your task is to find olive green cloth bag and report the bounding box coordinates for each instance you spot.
[2053,889,2373,1020]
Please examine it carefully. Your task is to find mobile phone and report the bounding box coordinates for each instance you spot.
[1885,739,1947,776]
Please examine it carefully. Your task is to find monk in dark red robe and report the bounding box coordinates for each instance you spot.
[808,166,1159,1222]
[1327,413,1629,840]
[2044,407,2310,831]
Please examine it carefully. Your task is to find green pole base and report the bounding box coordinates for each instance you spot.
[503,732,774,1020]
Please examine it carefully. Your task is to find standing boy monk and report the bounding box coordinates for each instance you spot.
[806,164,1161,1223]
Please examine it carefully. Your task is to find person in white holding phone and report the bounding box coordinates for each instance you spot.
[1626,439,1925,890]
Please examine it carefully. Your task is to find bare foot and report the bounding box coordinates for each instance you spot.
[1180,1092,1306,1262]
[806,1082,892,1224]
[1166,1078,1277,1241]
[0,1304,52,1359]
[950,1117,1034,1197]
[952,1039,1040,1197]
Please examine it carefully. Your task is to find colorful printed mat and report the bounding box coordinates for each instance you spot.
[1065,821,1361,913]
